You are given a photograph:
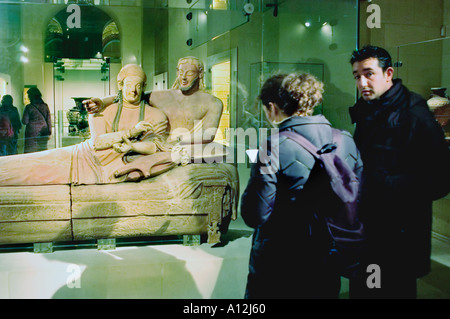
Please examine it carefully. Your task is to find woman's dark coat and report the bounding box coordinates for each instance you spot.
[22,102,52,153]
[241,115,362,298]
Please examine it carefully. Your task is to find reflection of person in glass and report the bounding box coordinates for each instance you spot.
[0,95,21,155]
[84,56,223,145]
[0,64,173,186]
[22,87,52,153]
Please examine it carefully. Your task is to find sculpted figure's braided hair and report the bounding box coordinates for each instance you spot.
[259,72,324,116]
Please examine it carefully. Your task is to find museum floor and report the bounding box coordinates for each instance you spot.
[0,216,448,299]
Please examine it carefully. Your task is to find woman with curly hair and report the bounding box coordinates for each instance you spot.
[241,73,362,299]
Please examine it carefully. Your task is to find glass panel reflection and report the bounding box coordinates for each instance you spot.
[187,0,250,48]
[396,37,450,141]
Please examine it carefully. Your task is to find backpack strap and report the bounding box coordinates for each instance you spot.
[31,103,51,135]
[331,128,342,149]
[281,129,339,158]
[280,131,321,159]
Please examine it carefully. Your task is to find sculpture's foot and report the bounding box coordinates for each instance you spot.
[183,235,201,246]
[97,238,116,250]
[114,168,145,182]
[207,221,221,244]
[33,242,53,253]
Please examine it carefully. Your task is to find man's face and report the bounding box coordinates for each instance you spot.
[122,76,144,104]
[352,57,394,101]
[177,62,199,92]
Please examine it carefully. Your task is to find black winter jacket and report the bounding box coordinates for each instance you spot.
[241,115,362,298]
[349,79,450,278]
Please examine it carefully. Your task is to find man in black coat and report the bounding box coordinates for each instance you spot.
[348,45,450,298]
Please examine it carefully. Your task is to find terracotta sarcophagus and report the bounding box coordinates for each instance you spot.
[0,163,239,246]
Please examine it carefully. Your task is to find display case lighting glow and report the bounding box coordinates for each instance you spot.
[60,58,106,70]
[321,23,332,36]
[199,11,207,23]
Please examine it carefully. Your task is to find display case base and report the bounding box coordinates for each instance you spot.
[0,163,239,249]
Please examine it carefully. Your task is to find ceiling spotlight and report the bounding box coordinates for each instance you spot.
[20,45,29,53]
[305,22,311,27]
[20,56,29,63]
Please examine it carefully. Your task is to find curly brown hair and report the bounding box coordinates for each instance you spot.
[259,72,324,116]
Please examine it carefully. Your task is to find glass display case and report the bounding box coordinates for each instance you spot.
[1,1,449,303]
[395,37,450,143]
[0,0,359,250]
[0,0,359,154]
[249,61,324,130]
[53,57,110,147]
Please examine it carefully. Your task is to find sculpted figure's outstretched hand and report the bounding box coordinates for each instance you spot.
[85,94,148,114]
[83,97,107,114]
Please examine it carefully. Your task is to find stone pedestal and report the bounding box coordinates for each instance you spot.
[0,163,239,246]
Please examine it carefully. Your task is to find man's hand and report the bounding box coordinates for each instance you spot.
[83,97,104,114]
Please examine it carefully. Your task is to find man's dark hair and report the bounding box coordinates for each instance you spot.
[350,45,393,71]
